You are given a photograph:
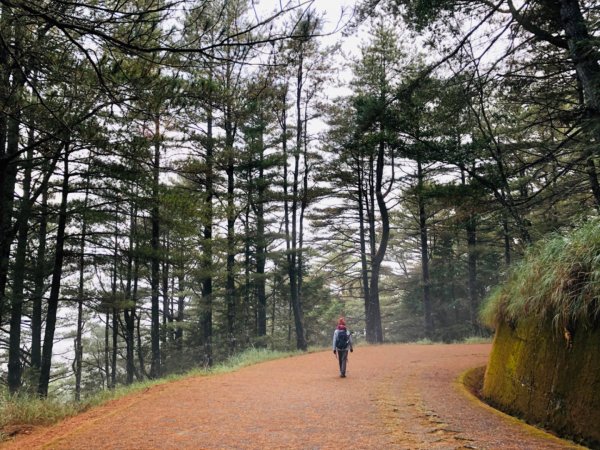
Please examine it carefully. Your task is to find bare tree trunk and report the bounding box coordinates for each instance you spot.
[557,0,600,116]
[367,155,377,259]
[364,151,378,338]
[460,170,479,332]
[175,257,185,350]
[280,85,291,347]
[466,214,478,331]
[38,143,70,397]
[75,166,91,400]
[357,163,371,330]
[104,310,110,389]
[201,90,214,366]
[366,138,387,344]
[110,207,119,389]
[150,116,161,379]
[574,77,600,210]
[280,84,294,349]
[225,103,237,354]
[0,7,16,328]
[417,159,433,338]
[289,49,307,351]
[31,187,48,375]
[255,135,267,338]
[0,142,18,330]
[243,200,251,342]
[161,232,170,345]
[297,100,311,337]
[136,310,149,379]
[7,114,33,393]
[124,199,138,384]
[111,307,118,388]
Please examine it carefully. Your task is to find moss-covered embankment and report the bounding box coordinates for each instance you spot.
[480,220,600,447]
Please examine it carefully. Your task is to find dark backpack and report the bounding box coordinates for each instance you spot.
[336,329,349,350]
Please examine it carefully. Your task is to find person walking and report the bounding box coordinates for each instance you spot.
[332,317,353,377]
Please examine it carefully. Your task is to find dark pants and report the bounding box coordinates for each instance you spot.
[337,349,348,376]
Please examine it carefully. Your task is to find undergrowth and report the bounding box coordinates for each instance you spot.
[480,219,600,332]
[0,347,303,441]
[458,336,492,344]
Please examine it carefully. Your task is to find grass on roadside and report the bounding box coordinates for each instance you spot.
[0,347,304,441]
[480,219,600,332]
[383,336,492,345]
[459,336,493,344]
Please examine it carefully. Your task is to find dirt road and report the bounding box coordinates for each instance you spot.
[1,344,583,449]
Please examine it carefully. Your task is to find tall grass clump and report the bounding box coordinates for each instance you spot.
[208,347,302,374]
[480,219,600,332]
[0,387,84,435]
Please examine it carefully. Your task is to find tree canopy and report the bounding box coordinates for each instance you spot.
[0,0,598,398]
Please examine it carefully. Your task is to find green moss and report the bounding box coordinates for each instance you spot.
[480,220,600,445]
[483,319,600,447]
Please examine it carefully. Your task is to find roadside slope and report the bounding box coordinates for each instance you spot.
[0,344,583,449]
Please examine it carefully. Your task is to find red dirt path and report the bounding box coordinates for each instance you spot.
[1,344,585,449]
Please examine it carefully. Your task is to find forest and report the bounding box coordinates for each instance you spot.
[0,0,598,400]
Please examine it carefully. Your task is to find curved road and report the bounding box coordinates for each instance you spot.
[2,344,584,449]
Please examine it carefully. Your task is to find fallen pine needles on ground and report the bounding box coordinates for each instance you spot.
[0,347,304,442]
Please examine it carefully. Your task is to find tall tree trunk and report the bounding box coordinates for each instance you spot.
[150,116,161,379]
[0,7,16,327]
[297,103,310,334]
[75,287,84,400]
[508,0,600,146]
[75,168,91,401]
[175,256,185,350]
[225,103,236,354]
[124,199,138,384]
[243,199,251,342]
[289,49,307,351]
[31,186,48,375]
[256,137,267,338]
[466,214,478,331]
[104,310,110,389]
[357,163,371,329]
[7,118,33,393]
[201,89,214,367]
[0,119,19,328]
[161,232,170,345]
[366,138,387,344]
[30,153,61,380]
[136,311,149,379]
[280,84,294,349]
[367,155,377,258]
[38,142,70,397]
[365,152,378,336]
[417,159,433,338]
[111,307,118,388]
[575,77,600,210]
[461,170,479,332]
[557,0,600,117]
[271,272,279,342]
[110,206,119,389]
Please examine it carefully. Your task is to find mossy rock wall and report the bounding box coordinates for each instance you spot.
[482,318,600,446]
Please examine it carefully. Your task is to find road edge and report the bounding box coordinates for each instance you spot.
[455,367,587,449]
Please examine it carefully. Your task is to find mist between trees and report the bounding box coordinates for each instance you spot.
[1,0,598,400]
